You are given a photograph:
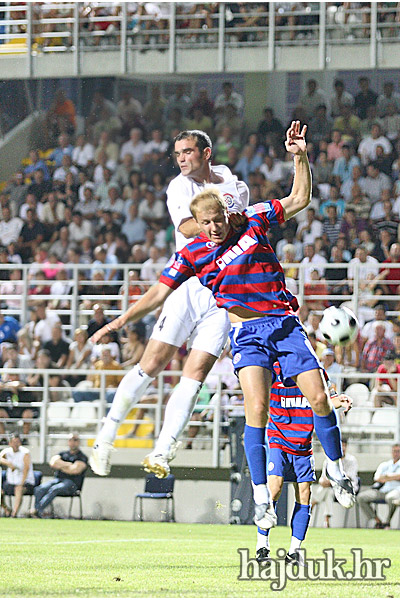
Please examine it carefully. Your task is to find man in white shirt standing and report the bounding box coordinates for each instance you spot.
[0,433,35,517]
[90,129,249,478]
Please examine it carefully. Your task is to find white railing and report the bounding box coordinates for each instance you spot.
[1,260,399,333]
[0,3,397,73]
[1,366,399,466]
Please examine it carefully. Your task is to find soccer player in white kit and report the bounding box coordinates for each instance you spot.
[90,130,249,477]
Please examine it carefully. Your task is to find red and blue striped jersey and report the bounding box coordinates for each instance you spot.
[267,366,314,456]
[159,199,295,315]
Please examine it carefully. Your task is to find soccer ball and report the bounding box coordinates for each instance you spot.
[319,306,359,346]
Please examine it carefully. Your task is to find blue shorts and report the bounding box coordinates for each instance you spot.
[268,446,316,483]
[229,315,321,384]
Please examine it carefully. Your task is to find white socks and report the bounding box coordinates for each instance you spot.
[326,457,345,480]
[252,482,271,506]
[289,536,303,555]
[97,364,154,444]
[153,376,202,455]
[257,530,270,550]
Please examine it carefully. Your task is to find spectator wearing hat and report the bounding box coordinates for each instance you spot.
[371,350,400,407]
[321,347,342,387]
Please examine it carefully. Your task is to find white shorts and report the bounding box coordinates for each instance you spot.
[150,278,230,357]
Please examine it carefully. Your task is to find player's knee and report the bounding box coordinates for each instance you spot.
[248,398,269,424]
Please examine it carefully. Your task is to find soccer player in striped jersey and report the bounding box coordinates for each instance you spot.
[92,121,355,530]
[256,364,352,565]
[89,129,248,479]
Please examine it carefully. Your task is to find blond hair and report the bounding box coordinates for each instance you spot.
[190,187,228,219]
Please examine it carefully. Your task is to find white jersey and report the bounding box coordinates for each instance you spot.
[150,164,249,355]
[3,446,35,486]
[167,164,249,251]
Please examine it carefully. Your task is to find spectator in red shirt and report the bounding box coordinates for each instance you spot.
[380,243,400,308]
[361,323,395,373]
[372,350,400,407]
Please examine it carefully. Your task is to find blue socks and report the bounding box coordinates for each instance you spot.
[313,409,342,461]
[244,424,267,485]
[291,502,311,541]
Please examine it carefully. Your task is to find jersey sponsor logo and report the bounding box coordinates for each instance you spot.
[233,352,242,364]
[279,396,311,409]
[246,202,268,216]
[216,234,257,270]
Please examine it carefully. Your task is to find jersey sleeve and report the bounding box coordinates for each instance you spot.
[166,179,193,230]
[244,199,285,227]
[159,250,196,290]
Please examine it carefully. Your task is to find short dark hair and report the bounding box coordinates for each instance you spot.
[174,130,212,156]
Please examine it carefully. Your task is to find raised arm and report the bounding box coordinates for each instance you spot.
[91,282,174,344]
[279,121,312,221]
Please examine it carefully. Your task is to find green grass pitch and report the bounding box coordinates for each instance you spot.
[1,520,399,598]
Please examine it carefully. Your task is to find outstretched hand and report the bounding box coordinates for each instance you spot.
[285,120,307,155]
[337,393,353,415]
[90,318,121,344]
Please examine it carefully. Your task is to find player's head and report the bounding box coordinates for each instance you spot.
[173,130,212,178]
[190,187,229,244]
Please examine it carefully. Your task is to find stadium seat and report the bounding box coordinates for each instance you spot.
[370,408,397,427]
[344,383,371,407]
[1,470,42,513]
[133,473,175,522]
[344,407,372,427]
[49,489,83,520]
[47,402,73,426]
[69,402,98,429]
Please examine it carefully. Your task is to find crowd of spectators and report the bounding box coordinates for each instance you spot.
[1,70,400,442]
[4,3,400,52]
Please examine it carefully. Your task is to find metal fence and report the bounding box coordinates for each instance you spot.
[0,3,398,73]
[1,260,399,333]
[1,366,399,466]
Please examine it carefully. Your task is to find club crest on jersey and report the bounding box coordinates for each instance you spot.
[223,193,234,209]
[206,241,217,249]
[233,352,241,364]
[268,461,275,471]
[216,234,257,270]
